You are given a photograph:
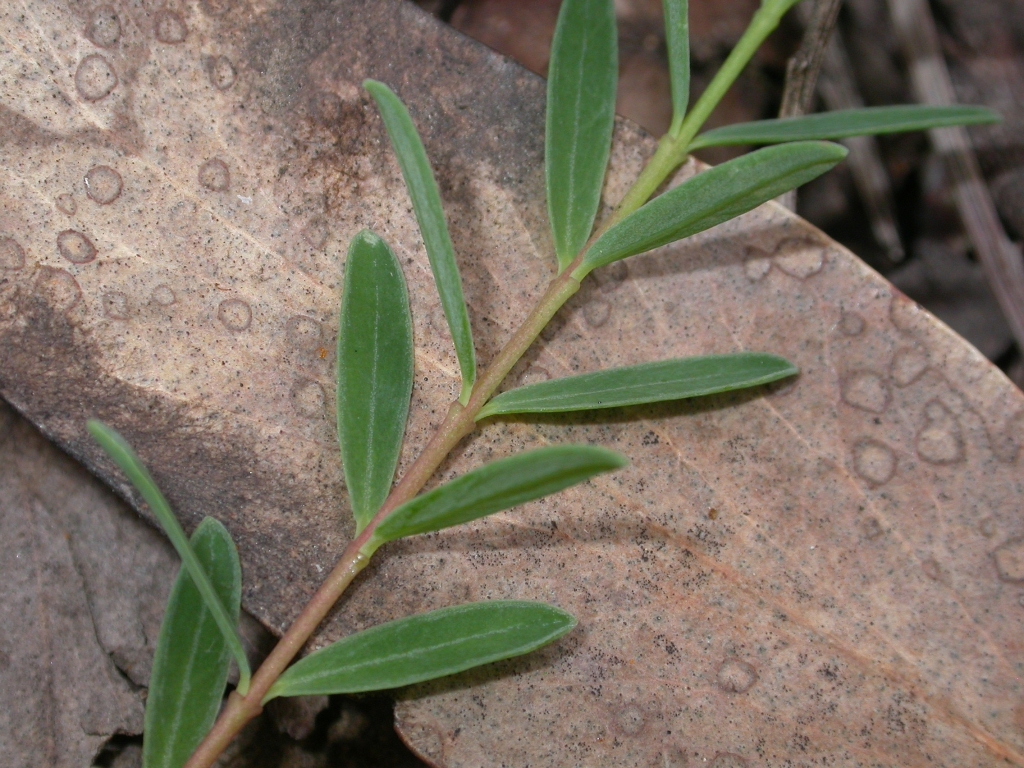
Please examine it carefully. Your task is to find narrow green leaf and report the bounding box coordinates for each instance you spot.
[265,601,575,701]
[371,445,626,545]
[574,141,848,277]
[87,420,252,693]
[663,0,690,136]
[477,353,796,419]
[364,80,477,402]
[143,518,241,768]
[546,0,618,272]
[689,105,1000,149]
[337,230,414,533]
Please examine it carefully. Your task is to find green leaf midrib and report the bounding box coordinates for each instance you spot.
[285,621,543,686]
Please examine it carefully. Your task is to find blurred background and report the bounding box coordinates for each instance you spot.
[417,0,1024,390]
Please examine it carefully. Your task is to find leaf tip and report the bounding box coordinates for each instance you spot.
[351,228,383,250]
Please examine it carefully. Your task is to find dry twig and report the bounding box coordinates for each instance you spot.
[777,0,842,209]
[814,18,905,260]
[887,0,1024,351]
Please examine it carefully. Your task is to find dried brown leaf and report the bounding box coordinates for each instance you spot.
[1,1,1023,766]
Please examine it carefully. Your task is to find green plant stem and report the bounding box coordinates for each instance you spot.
[610,0,802,226]
[185,7,795,761]
[184,266,581,768]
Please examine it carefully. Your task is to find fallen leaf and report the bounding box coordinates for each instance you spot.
[1,1,1023,766]
[0,400,148,766]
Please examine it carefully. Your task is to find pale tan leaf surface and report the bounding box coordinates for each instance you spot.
[1,1,1023,767]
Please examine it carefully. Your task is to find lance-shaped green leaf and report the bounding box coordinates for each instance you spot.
[264,601,575,701]
[337,230,414,533]
[477,353,796,419]
[364,80,476,402]
[369,445,626,546]
[86,420,252,693]
[664,0,690,136]
[143,517,241,768]
[574,141,847,278]
[689,105,1000,149]
[546,0,618,272]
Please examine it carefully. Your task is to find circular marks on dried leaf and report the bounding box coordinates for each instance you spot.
[102,292,129,319]
[773,236,825,279]
[154,10,188,44]
[839,310,865,336]
[302,218,329,250]
[198,158,230,192]
[863,517,885,539]
[890,346,929,387]
[57,229,97,264]
[218,298,251,332]
[291,378,325,419]
[922,558,943,582]
[744,256,772,282]
[710,753,748,768]
[613,704,647,736]
[34,267,82,311]
[55,193,76,215]
[916,401,964,465]
[651,746,689,768]
[716,658,758,693]
[393,714,445,764]
[852,439,896,486]
[151,284,176,306]
[593,260,628,292]
[75,54,118,101]
[0,236,26,270]
[84,165,122,204]
[993,538,1024,583]
[285,315,322,350]
[199,0,234,16]
[991,412,1023,465]
[519,365,551,387]
[311,90,343,125]
[583,298,611,328]
[206,55,236,90]
[86,6,121,48]
[841,370,890,413]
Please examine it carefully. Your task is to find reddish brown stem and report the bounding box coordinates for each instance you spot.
[184,266,581,768]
